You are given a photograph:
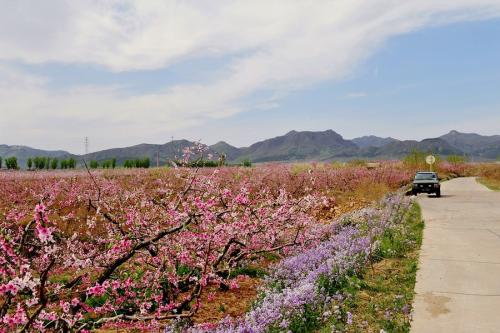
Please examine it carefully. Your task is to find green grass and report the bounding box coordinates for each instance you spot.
[229,265,267,278]
[477,177,500,191]
[320,203,424,333]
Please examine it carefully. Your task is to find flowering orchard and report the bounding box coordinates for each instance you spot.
[170,193,414,332]
[0,160,413,332]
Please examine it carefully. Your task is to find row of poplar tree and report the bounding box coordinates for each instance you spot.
[0,156,19,169]
[26,157,77,170]
[0,156,153,170]
[89,158,117,169]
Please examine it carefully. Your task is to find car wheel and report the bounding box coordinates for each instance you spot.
[436,190,441,197]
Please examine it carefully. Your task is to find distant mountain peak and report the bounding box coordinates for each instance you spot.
[352,135,399,149]
[440,130,500,158]
[210,141,242,160]
[3,129,500,168]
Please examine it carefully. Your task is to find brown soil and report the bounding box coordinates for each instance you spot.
[192,277,261,324]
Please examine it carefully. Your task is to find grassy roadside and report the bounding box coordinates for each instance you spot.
[320,203,424,333]
[477,177,500,191]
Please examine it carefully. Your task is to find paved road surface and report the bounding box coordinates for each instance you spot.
[411,177,500,332]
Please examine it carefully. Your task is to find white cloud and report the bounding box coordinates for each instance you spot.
[1,0,500,151]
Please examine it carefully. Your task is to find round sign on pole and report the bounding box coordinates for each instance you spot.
[426,155,436,171]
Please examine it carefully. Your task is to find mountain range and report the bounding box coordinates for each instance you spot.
[1,130,499,168]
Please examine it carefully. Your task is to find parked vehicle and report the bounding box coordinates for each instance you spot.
[412,171,441,197]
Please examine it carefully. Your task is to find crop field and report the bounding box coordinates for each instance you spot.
[0,157,477,332]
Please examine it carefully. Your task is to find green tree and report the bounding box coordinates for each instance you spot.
[242,159,252,167]
[90,160,99,169]
[0,156,3,169]
[218,153,226,167]
[102,160,115,169]
[403,150,427,166]
[68,158,76,169]
[5,157,18,170]
[34,157,45,170]
[447,155,468,164]
[27,158,33,170]
[404,150,441,171]
[46,157,50,170]
[51,158,59,170]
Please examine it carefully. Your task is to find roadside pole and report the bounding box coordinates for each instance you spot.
[426,155,436,172]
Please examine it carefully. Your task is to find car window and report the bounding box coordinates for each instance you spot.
[415,173,436,180]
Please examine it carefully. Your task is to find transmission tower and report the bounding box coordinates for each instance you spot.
[84,137,89,155]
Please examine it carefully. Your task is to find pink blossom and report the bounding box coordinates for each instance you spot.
[35,223,54,243]
[87,283,107,297]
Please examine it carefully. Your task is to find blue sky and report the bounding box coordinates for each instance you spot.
[1,1,500,153]
[213,18,500,145]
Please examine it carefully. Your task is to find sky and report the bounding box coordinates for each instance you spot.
[1,1,500,154]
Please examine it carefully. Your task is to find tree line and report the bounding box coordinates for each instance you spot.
[0,156,19,169]
[89,158,117,169]
[123,158,150,168]
[22,156,150,170]
[1,155,254,170]
[26,157,76,170]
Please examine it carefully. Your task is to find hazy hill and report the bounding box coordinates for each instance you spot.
[210,141,243,161]
[2,129,500,168]
[364,138,464,158]
[352,135,399,148]
[440,130,500,159]
[235,130,358,162]
[82,140,217,166]
[0,145,72,169]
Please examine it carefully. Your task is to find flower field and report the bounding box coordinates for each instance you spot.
[0,160,431,332]
[177,193,415,333]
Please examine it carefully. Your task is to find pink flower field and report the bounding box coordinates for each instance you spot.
[1,162,417,332]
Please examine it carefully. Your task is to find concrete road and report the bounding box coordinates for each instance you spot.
[411,177,500,333]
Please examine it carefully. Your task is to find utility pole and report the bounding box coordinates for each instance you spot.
[171,136,175,160]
